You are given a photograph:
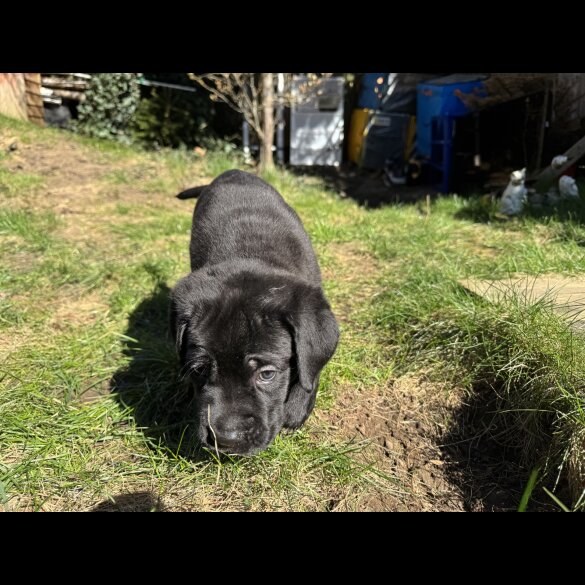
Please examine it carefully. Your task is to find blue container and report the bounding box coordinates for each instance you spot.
[358,73,387,110]
[416,77,486,158]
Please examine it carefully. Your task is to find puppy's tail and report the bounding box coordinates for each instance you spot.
[176,185,208,200]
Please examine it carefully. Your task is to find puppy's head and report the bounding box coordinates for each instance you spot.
[170,269,339,456]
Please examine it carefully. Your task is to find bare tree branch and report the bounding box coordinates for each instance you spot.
[188,72,335,169]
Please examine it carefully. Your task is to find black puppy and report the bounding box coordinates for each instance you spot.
[171,170,339,455]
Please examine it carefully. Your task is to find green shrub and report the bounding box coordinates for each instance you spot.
[132,74,213,149]
[75,73,140,143]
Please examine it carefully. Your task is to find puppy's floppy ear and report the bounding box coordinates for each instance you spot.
[169,297,189,359]
[287,287,339,393]
[169,273,204,361]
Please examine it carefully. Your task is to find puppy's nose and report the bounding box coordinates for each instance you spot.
[207,425,240,451]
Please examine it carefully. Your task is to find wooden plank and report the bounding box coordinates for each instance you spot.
[535,88,549,171]
[50,89,85,102]
[531,134,585,192]
[24,73,45,126]
[459,275,585,331]
[43,73,91,80]
[0,73,27,120]
[41,77,88,90]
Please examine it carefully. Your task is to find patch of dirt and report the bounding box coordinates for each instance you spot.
[29,474,242,512]
[451,228,510,261]
[464,241,501,259]
[4,286,108,332]
[0,135,20,150]
[323,241,384,326]
[0,248,39,271]
[322,374,554,511]
[319,375,468,511]
[0,325,34,358]
[4,140,109,184]
[323,241,380,281]
[48,289,108,330]
[0,289,107,366]
[2,138,206,226]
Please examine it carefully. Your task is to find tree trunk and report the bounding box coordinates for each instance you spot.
[260,73,275,170]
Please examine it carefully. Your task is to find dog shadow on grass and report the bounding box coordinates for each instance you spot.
[109,284,209,462]
[91,491,165,512]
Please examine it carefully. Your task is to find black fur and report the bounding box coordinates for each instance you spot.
[170,170,339,455]
[176,185,207,200]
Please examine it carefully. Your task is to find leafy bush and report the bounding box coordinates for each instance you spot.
[75,74,140,143]
[131,74,213,149]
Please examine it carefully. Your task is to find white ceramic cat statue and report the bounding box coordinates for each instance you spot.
[499,168,527,216]
[559,175,579,199]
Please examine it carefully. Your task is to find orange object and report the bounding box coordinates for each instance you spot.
[347,108,371,164]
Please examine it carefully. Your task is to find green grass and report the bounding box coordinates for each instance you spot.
[0,167,45,197]
[0,208,59,250]
[110,213,192,242]
[1,114,584,511]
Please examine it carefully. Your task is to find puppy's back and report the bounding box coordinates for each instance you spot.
[187,170,321,282]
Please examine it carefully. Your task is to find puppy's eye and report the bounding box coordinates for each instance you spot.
[257,370,276,383]
[185,359,210,380]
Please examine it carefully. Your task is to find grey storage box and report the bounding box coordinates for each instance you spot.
[290,76,344,166]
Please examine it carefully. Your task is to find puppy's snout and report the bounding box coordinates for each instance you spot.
[206,416,256,452]
[207,425,239,450]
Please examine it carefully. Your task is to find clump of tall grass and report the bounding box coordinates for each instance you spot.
[373,274,585,509]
